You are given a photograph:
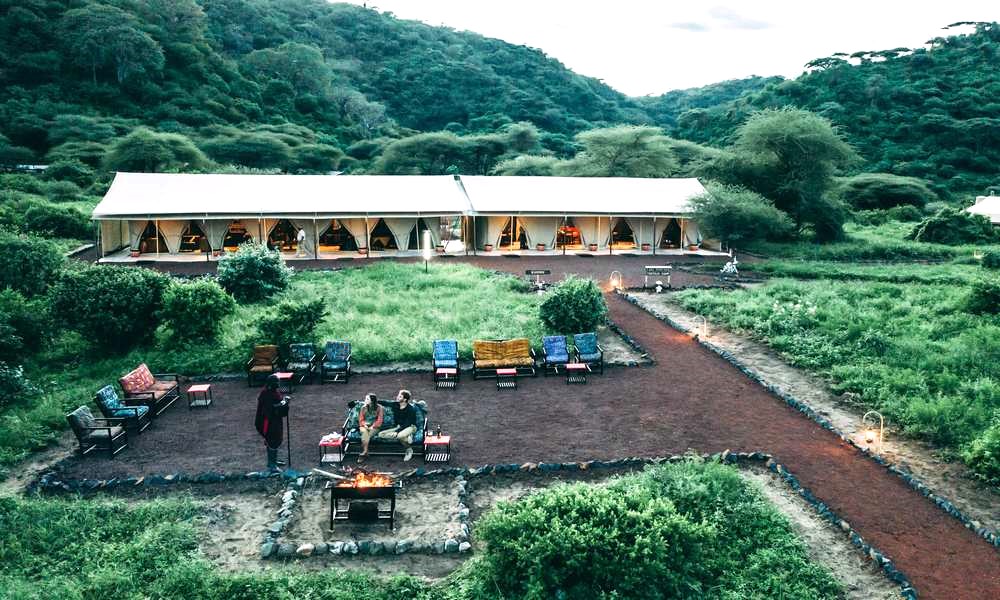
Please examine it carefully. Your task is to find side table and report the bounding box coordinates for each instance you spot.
[565,363,590,385]
[434,367,459,389]
[424,434,451,463]
[496,368,517,390]
[186,383,213,409]
[319,434,344,464]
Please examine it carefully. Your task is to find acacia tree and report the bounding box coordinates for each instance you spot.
[562,126,677,177]
[104,128,208,172]
[59,4,164,84]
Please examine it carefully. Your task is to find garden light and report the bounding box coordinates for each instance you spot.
[655,280,663,293]
[609,270,623,291]
[695,315,708,338]
[422,229,432,273]
[861,410,884,453]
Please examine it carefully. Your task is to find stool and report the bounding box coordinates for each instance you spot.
[434,367,459,389]
[496,368,517,390]
[186,383,212,409]
[423,434,451,463]
[319,434,344,464]
[275,371,295,393]
[565,363,590,385]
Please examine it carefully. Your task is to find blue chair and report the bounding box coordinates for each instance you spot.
[321,340,352,383]
[541,335,570,375]
[93,385,150,432]
[432,339,460,388]
[573,332,604,375]
[286,342,318,383]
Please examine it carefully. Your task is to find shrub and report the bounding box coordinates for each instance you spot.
[982,250,1000,270]
[539,275,607,334]
[41,159,96,188]
[964,279,1000,315]
[907,208,1000,245]
[838,173,937,209]
[23,203,92,239]
[0,290,51,363]
[160,279,235,342]
[0,362,40,412]
[0,232,65,296]
[853,205,924,225]
[42,180,83,202]
[217,242,291,303]
[49,265,171,353]
[964,414,1000,483]
[104,128,208,172]
[691,184,796,246]
[257,298,328,355]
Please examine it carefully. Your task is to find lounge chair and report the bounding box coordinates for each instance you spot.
[432,339,460,387]
[66,406,127,457]
[246,345,279,387]
[119,363,180,416]
[320,340,352,383]
[541,335,570,375]
[286,342,319,384]
[573,332,604,375]
[94,385,150,432]
[472,338,536,379]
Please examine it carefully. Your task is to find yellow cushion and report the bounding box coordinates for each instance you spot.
[473,340,503,361]
[501,338,531,361]
[253,345,278,366]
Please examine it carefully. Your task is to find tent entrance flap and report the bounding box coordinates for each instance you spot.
[267,219,299,252]
[369,218,398,251]
[406,218,440,250]
[223,221,253,250]
[179,222,209,253]
[609,217,636,249]
[499,217,529,250]
[556,217,583,249]
[137,221,168,254]
[659,218,682,248]
[319,220,358,251]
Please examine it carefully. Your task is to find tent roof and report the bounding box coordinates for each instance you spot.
[459,176,705,216]
[967,196,1000,224]
[92,173,470,219]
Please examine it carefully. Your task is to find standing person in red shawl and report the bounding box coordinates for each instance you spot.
[254,375,287,471]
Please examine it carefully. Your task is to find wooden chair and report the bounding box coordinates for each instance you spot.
[320,341,352,383]
[94,385,150,432]
[66,406,127,457]
[246,345,279,387]
[541,335,570,375]
[286,342,319,384]
[573,332,604,375]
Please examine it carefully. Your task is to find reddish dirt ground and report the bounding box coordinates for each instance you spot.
[56,256,999,599]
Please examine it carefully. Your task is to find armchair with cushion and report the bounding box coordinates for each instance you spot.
[472,338,536,379]
[286,343,319,384]
[340,400,429,459]
[573,332,604,375]
[431,339,460,385]
[320,340,352,383]
[94,385,150,432]
[246,345,279,387]
[541,335,570,375]
[119,363,180,416]
[66,406,128,457]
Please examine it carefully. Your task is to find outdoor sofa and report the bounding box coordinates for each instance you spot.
[66,406,128,457]
[246,345,279,387]
[472,338,537,379]
[573,332,604,375]
[340,399,430,459]
[119,363,180,416]
[320,340,352,383]
[94,385,151,432]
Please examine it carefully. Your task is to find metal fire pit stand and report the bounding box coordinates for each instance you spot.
[326,480,399,531]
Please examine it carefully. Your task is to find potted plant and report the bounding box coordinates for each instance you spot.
[641,243,651,251]
[588,242,598,252]
[484,243,493,252]
[130,249,141,258]
[536,242,546,251]
[687,244,700,251]
[357,247,368,255]
[212,249,220,257]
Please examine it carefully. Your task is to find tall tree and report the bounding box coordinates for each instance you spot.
[59,4,164,84]
[561,126,677,177]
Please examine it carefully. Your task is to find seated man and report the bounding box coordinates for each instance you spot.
[377,389,418,461]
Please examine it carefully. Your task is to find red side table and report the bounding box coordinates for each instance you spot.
[424,434,451,463]
[434,367,459,389]
[496,368,517,390]
[275,371,295,393]
[565,363,590,385]
[186,383,213,409]
[319,433,344,464]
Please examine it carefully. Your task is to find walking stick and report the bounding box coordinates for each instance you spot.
[285,410,292,468]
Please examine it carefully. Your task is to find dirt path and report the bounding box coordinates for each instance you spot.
[0,432,76,497]
[631,292,1000,535]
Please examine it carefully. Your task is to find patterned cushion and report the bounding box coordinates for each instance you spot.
[543,336,569,363]
[288,343,315,363]
[252,345,278,366]
[323,359,348,371]
[286,362,312,372]
[68,406,96,433]
[324,341,351,361]
[472,340,503,360]
[119,364,155,394]
[434,358,458,368]
[578,351,602,363]
[85,426,124,440]
[433,340,458,362]
[573,333,598,355]
[345,404,361,430]
[95,385,122,411]
[476,357,535,368]
[250,364,275,374]
[110,405,149,419]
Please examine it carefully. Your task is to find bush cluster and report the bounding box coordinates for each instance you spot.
[24,203,91,239]
[160,279,235,342]
[539,275,607,334]
[963,414,1000,483]
[964,279,1000,315]
[0,232,65,296]
[852,205,924,225]
[981,250,1000,270]
[217,242,291,303]
[0,362,39,412]
[838,173,937,210]
[0,290,51,364]
[257,298,328,355]
[692,184,795,246]
[907,207,1000,245]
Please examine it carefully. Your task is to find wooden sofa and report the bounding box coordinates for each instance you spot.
[472,338,536,379]
[119,363,180,416]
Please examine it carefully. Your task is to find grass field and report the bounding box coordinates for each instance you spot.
[674,274,1000,475]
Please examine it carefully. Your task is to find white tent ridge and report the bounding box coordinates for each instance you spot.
[967,195,1000,225]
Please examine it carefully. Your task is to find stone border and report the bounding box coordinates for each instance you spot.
[604,317,654,366]
[619,289,1000,551]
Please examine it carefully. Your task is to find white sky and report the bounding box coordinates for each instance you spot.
[342,1,1000,95]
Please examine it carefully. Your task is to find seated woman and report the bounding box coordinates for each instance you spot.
[357,393,383,463]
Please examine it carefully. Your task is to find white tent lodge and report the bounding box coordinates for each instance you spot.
[92,173,718,261]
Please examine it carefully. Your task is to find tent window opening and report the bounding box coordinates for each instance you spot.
[499,217,528,250]
[179,222,209,253]
[319,220,357,251]
[267,219,299,252]
[223,222,253,251]
[407,218,434,250]
[138,221,168,254]
[610,218,636,249]
[556,218,583,249]
[659,218,682,249]
[369,218,398,251]
[439,216,461,242]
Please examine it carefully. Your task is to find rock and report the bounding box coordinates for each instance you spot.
[457,507,470,520]
[368,541,384,555]
[459,541,471,553]
[395,539,413,554]
[343,541,359,555]
[267,521,284,534]
[445,538,459,553]
[281,490,297,503]
[296,543,315,557]
[330,541,344,555]
[520,462,538,472]
[358,540,371,554]
[432,541,446,554]
[260,542,276,558]
[276,543,296,558]
[461,524,471,539]
[314,542,328,555]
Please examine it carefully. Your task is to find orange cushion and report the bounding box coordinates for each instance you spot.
[501,338,531,361]
[473,340,503,361]
[253,345,278,366]
[120,364,155,394]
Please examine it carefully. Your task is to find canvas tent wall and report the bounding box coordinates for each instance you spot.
[968,196,1000,225]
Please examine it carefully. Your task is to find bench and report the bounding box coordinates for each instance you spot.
[118,363,180,416]
[340,400,430,459]
[472,338,537,379]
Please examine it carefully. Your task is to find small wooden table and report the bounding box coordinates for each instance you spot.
[434,367,459,389]
[275,371,295,393]
[496,368,517,390]
[565,363,590,385]
[423,434,451,463]
[319,434,344,464]
[186,383,213,409]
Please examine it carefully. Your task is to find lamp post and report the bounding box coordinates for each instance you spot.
[422,229,431,273]
[609,270,623,291]
[861,410,884,454]
[694,315,708,338]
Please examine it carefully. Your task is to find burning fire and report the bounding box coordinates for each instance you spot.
[338,471,393,488]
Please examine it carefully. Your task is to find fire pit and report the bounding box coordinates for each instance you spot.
[324,470,401,530]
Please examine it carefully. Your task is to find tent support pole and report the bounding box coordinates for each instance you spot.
[609,216,613,255]
[155,219,160,258]
[562,215,567,255]
[652,216,656,255]
[364,216,370,258]
[313,217,319,260]
[472,216,477,255]
[681,218,687,249]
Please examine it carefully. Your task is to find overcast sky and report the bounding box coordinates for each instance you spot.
[342,1,1000,96]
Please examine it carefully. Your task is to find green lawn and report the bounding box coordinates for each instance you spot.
[674,274,1000,473]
